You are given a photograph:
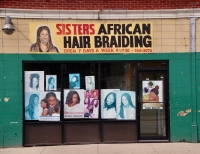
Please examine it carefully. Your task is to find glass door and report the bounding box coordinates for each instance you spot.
[137,70,169,141]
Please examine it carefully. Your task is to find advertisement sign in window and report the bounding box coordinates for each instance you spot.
[64,89,85,118]
[142,80,163,109]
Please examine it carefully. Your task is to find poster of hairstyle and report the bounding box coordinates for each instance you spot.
[91,89,99,99]
[84,98,99,119]
[142,80,163,109]
[24,92,40,120]
[24,71,44,92]
[63,89,84,118]
[116,91,136,120]
[38,91,61,121]
[85,76,95,90]
[101,89,120,119]
[30,25,59,53]
[69,73,80,89]
[84,90,92,98]
[46,75,57,91]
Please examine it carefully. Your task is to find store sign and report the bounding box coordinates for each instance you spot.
[142,80,163,109]
[29,21,153,54]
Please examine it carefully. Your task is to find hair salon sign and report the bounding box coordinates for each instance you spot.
[29,21,153,54]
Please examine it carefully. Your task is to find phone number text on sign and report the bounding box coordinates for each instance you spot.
[63,48,152,54]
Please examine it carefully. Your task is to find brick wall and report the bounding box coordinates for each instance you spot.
[0,0,200,10]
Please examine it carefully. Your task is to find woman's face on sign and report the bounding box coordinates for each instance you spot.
[39,29,49,45]
[72,77,76,82]
[106,94,114,105]
[51,78,54,84]
[47,96,56,106]
[72,94,78,104]
[87,77,92,83]
[93,91,97,96]
[34,97,39,106]
[122,95,128,106]
[32,78,38,88]
[40,101,47,108]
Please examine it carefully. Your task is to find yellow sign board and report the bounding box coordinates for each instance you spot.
[29,21,153,54]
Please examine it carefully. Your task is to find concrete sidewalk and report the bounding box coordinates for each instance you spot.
[0,143,199,154]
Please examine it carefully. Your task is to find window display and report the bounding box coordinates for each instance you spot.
[84,98,99,118]
[25,91,61,121]
[101,89,136,120]
[46,75,57,90]
[69,73,80,89]
[64,89,85,118]
[101,89,119,119]
[24,92,40,120]
[91,90,99,99]
[24,71,44,92]
[116,91,136,120]
[142,80,163,109]
[85,76,95,90]
[39,91,61,121]
[24,62,137,121]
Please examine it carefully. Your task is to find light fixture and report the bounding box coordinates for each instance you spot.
[2,16,15,35]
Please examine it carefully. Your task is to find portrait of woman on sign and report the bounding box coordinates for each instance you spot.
[24,71,44,92]
[85,76,95,90]
[142,81,163,103]
[25,93,40,120]
[38,91,61,121]
[46,75,57,91]
[30,26,59,53]
[116,91,136,120]
[101,89,119,119]
[69,74,80,89]
[64,89,84,119]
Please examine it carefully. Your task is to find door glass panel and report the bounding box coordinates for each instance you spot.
[139,71,166,137]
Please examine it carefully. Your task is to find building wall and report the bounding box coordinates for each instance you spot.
[0,0,200,10]
[0,52,197,147]
[0,12,199,147]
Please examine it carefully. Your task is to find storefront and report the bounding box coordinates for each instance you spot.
[0,8,200,147]
[23,60,169,145]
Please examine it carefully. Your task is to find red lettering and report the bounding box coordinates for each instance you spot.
[90,24,95,34]
[62,24,65,35]
[56,24,62,35]
[83,24,89,35]
[78,24,82,35]
[56,24,95,35]
[65,24,71,35]
[72,24,78,35]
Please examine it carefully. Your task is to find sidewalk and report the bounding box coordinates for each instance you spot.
[0,143,199,154]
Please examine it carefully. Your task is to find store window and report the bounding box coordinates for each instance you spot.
[23,61,168,145]
[23,62,136,121]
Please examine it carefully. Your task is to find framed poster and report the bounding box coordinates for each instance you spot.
[85,76,95,90]
[24,92,40,120]
[142,80,163,109]
[24,71,44,92]
[38,91,61,121]
[84,90,92,98]
[91,89,99,99]
[64,89,84,118]
[100,89,120,119]
[69,73,80,89]
[84,98,99,119]
[116,91,136,120]
[46,75,57,90]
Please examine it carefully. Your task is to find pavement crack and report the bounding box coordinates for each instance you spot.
[150,144,159,154]
[40,147,46,154]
